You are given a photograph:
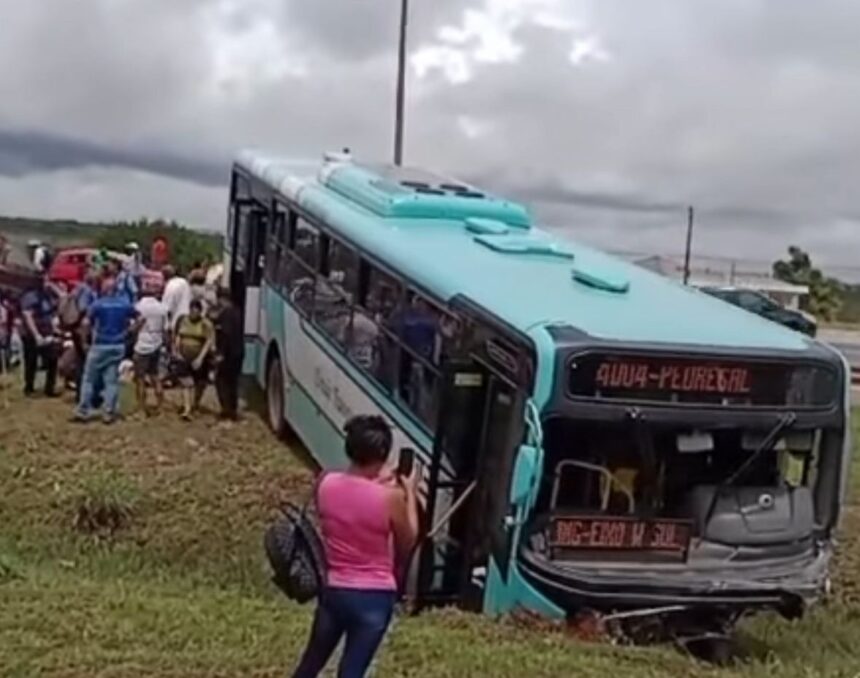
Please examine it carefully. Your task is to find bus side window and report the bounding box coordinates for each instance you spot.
[266,205,286,283]
[275,208,296,293]
[356,264,402,393]
[315,238,358,349]
[393,291,448,430]
[284,217,319,316]
[294,217,320,270]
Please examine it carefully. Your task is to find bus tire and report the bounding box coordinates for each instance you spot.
[266,355,287,439]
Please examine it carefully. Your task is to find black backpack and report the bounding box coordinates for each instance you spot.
[264,491,327,604]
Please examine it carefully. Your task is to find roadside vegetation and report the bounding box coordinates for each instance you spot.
[0,386,858,677]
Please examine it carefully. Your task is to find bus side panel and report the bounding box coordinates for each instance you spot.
[243,339,261,379]
[280,301,428,471]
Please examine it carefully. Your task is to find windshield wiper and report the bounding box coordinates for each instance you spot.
[724,412,796,487]
[702,412,796,528]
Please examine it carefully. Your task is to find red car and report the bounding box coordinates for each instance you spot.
[48,247,164,295]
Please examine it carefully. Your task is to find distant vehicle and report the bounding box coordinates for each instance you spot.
[48,247,164,295]
[700,287,817,337]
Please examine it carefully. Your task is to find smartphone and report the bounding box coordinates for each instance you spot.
[397,448,415,477]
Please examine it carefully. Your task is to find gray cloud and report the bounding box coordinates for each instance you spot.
[0,129,226,186]
[0,0,858,271]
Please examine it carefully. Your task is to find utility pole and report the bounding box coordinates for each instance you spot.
[683,206,694,285]
[393,0,409,166]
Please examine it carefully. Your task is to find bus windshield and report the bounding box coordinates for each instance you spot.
[527,348,843,563]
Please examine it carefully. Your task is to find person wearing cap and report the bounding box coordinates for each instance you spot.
[28,240,50,272]
[124,242,143,286]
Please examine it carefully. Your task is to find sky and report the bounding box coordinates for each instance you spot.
[1,0,859,273]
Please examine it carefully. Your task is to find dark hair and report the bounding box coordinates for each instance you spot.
[190,299,203,312]
[343,415,392,466]
[216,287,231,301]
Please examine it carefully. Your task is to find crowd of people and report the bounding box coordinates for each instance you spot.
[1,246,244,424]
[3,240,423,678]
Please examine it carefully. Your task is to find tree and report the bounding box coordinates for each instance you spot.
[772,246,842,321]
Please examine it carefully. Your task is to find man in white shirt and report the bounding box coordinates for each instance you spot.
[161,265,192,331]
[29,240,50,272]
[133,289,169,415]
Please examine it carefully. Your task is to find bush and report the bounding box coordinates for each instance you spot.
[0,552,23,583]
[72,470,141,538]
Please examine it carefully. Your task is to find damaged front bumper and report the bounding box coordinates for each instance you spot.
[518,542,831,618]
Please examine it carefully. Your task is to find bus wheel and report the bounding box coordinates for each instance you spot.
[266,356,287,438]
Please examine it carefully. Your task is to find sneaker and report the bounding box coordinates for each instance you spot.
[102,414,115,425]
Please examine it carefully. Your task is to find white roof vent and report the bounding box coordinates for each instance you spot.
[319,148,353,183]
[323,148,353,164]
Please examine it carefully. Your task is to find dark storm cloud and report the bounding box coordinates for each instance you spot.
[487,178,687,215]
[0,129,226,187]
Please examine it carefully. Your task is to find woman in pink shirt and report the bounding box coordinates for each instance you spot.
[292,415,420,678]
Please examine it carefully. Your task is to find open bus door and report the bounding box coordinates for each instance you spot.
[228,200,269,355]
[415,357,534,613]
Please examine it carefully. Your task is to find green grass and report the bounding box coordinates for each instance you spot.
[1,386,859,676]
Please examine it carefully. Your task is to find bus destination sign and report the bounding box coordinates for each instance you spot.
[567,353,836,408]
[595,360,752,395]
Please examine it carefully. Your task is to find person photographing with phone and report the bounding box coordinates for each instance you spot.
[292,415,420,678]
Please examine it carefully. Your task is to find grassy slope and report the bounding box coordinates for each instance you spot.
[0,387,858,677]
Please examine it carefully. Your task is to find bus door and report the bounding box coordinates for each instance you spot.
[229,200,268,342]
[416,359,526,611]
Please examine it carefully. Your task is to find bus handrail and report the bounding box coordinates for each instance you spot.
[427,481,478,540]
[550,460,635,514]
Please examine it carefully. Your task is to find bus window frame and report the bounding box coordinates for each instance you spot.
[249,184,536,435]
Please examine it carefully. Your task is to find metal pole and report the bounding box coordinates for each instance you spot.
[683,206,694,285]
[394,0,409,166]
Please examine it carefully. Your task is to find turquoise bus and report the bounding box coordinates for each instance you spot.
[224,149,851,651]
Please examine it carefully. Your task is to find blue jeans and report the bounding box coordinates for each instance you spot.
[292,588,396,678]
[76,344,125,417]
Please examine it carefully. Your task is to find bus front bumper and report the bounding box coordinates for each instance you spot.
[517,544,830,618]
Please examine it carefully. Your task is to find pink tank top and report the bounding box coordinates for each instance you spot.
[317,472,397,591]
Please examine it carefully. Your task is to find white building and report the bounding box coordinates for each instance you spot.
[633,255,809,310]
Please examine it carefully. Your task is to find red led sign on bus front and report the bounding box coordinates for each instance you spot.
[594,360,752,395]
[568,353,836,408]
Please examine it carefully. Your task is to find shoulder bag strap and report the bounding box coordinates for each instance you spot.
[303,471,327,516]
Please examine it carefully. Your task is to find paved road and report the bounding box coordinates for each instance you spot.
[817,329,860,367]
[830,342,860,367]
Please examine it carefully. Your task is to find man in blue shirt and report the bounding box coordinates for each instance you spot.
[68,271,99,402]
[73,276,137,424]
